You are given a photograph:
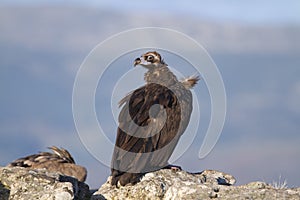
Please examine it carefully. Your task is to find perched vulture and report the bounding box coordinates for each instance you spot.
[111,51,199,186]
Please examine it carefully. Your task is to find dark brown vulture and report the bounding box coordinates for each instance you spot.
[111,51,199,186]
[7,146,87,182]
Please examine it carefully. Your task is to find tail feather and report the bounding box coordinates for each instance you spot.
[48,146,75,163]
[181,75,200,89]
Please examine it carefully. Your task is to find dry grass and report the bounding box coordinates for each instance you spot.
[271,175,288,189]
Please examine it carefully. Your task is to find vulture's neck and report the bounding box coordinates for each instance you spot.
[144,65,178,87]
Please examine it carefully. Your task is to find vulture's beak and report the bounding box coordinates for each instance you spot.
[134,57,141,67]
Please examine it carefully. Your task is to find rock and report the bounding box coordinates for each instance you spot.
[92,169,300,200]
[0,182,10,200]
[1,166,300,199]
[0,166,90,200]
[195,169,236,186]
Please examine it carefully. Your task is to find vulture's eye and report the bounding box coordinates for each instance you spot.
[147,55,154,61]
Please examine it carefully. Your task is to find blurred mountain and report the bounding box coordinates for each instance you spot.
[0,6,299,55]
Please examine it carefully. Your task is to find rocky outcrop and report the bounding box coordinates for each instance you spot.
[92,169,300,200]
[1,166,299,200]
[0,166,90,200]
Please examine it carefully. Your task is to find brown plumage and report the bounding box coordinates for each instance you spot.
[7,146,87,182]
[111,51,199,186]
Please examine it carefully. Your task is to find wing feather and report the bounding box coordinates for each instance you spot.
[112,83,193,174]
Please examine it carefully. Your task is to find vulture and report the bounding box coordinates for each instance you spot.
[111,51,199,186]
[7,146,87,182]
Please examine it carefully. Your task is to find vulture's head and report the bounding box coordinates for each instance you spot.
[134,51,166,69]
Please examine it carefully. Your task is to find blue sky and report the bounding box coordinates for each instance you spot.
[1,0,300,24]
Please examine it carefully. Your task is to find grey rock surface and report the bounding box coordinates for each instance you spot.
[1,166,299,200]
[0,166,90,200]
[92,169,300,200]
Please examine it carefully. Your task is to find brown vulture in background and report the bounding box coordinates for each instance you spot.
[7,146,87,182]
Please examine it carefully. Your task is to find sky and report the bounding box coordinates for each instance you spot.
[0,1,300,189]
[1,0,300,24]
